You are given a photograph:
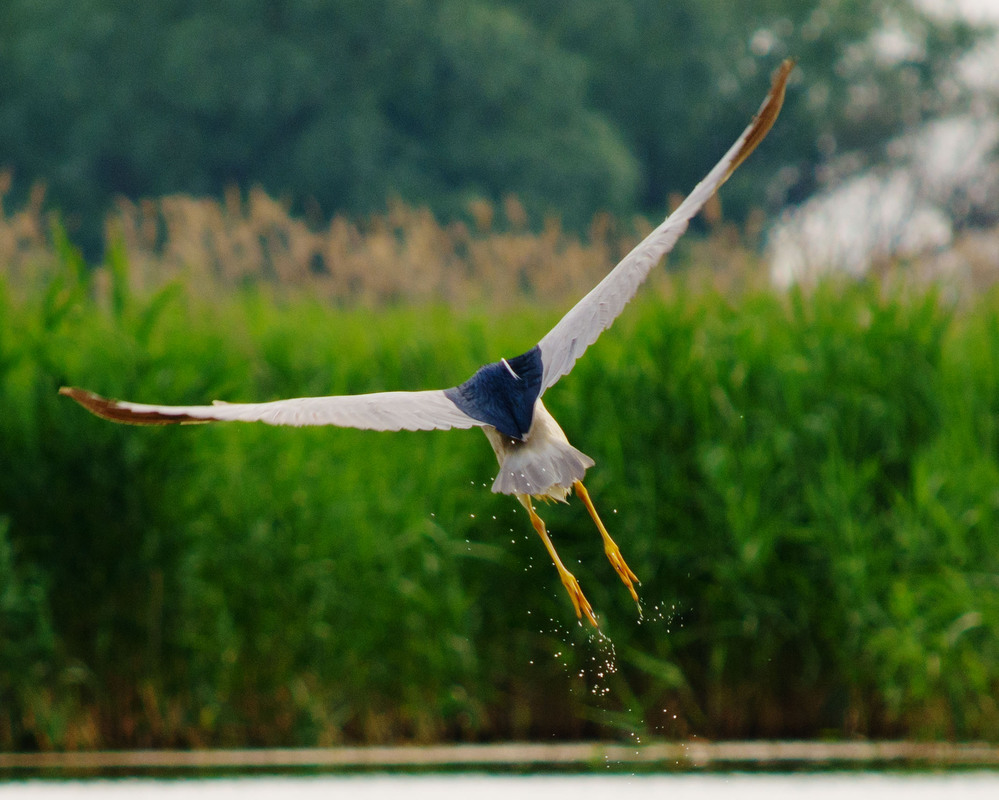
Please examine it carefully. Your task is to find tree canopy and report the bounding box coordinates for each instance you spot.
[0,0,983,253]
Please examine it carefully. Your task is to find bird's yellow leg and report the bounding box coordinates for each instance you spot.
[573,480,640,603]
[519,494,598,627]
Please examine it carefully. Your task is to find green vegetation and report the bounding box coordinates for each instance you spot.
[0,0,982,253]
[2,207,999,749]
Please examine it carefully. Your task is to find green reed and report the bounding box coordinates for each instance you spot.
[2,237,998,748]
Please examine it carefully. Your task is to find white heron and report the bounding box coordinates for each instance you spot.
[62,59,793,626]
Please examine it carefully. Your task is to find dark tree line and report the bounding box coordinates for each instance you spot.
[0,0,982,253]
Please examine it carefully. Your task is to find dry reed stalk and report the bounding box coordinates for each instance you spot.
[106,187,686,308]
[889,227,999,303]
[0,174,54,285]
[7,175,999,308]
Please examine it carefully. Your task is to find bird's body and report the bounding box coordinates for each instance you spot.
[61,60,793,626]
[482,397,594,499]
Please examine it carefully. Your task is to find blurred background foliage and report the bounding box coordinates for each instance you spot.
[2,217,999,748]
[3,0,999,752]
[0,0,987,255]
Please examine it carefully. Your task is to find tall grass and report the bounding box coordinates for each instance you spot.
[2,191,999,748]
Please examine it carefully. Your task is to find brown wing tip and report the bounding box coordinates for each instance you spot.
[724,57,795,181]
[59,386,199,426]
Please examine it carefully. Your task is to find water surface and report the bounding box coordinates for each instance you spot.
[4,772,999,798]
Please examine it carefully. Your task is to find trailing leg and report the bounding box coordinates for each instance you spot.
[573,480,639,603]
[519,494,598,627]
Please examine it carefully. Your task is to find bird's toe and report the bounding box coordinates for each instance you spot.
[561,572,598,627]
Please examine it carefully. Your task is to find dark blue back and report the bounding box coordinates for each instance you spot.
[444,346,543,440]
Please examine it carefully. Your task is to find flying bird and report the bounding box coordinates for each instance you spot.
[61,59,793,627]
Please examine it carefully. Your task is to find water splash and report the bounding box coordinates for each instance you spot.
[524,587,690,772]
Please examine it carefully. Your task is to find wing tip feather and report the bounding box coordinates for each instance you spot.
[724,57,795,182]
[59,386,203,426]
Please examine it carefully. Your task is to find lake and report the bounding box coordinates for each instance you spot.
[4,773,999,798]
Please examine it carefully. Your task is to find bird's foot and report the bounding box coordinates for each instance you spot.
[573,481,641,605]
[604,540,640,604]
[559,568,598,628]
[520,492,599,627]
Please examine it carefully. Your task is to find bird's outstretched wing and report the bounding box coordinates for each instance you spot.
[536,58,794,394]
[59,386,482,432]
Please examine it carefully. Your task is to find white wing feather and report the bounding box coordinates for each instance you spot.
[536,59,793,393]
[62,61,792,432]
[59,387,480,432]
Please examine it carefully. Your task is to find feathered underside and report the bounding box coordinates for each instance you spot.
[482,399,594,499]
[57,386,480,432]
